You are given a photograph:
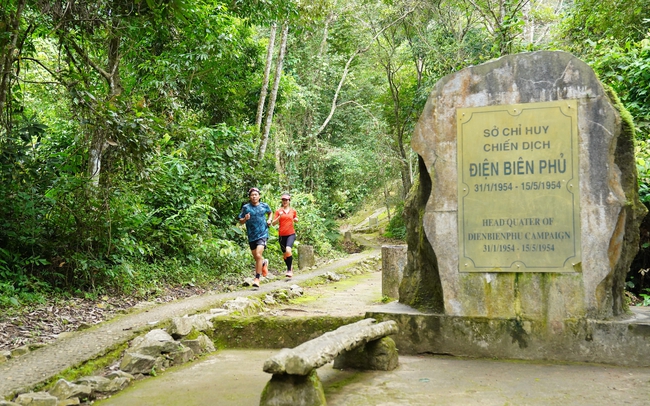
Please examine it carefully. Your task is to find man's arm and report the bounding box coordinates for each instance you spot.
[238,206,249,224]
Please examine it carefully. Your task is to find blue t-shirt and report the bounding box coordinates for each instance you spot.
[239,202,272,242]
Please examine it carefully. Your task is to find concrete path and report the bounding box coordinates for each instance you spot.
[95,349,650,406]
[0,245,380,399]
[90,248,650,406]
[5,231,650,405]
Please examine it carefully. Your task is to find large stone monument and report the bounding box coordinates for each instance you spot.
[370,51,650,366]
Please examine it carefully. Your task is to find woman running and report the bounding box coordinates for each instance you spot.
[272,193,298,277]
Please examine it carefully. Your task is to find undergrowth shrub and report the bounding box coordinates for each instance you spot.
[384,202,406,240]
[288,192,338,256]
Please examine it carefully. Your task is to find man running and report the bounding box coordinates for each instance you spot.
[238,187,272,287]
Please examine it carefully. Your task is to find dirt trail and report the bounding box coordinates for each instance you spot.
[267,270,384,318]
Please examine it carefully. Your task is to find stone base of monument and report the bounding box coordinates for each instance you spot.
[367,305,650,367]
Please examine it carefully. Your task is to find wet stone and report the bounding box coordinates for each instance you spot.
[222,297,262,316]
[47,379,91,401]
[119,352,158,375]
[14,392,58,406]
[10,346,29,358]
[75,375,131,395]
[168,315,213,339]
[170,346,194,365]
[104,370,134,381]
[0,350,10,363]
[181,334,215,355]
[56,398,80,406]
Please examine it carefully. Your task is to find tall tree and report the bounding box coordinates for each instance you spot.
[258,21,288,161]
[0,0,26,132]
[255,22,277,132]
[463,0,531,55]
[37,0,160,186]
[370,1,433,197]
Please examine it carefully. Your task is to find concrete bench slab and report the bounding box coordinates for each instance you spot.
[260,318,399,406]
[263,318,398,375]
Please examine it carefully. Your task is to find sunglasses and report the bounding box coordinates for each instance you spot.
[281,198,290,201]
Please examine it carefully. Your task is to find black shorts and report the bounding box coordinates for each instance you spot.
[279,234,296,252]
[249,238,267,251]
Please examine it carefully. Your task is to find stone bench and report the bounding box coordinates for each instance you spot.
[260,318,399,406]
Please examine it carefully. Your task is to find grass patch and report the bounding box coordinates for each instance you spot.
[38,342,129,391]
[288,293,321,306]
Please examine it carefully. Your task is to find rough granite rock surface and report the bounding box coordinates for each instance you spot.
[406,50,646,320]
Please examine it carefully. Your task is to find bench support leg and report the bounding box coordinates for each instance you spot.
[333,337,399,371]
[260,369,326,406]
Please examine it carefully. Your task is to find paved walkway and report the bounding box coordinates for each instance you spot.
[0,243,380,399]
[6,232,650,405]
[90,266,650,406]
[95,349,650,406]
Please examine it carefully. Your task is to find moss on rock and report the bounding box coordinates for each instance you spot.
[606,85,648,315]
[399,157,445,312]
[209,316,364,349]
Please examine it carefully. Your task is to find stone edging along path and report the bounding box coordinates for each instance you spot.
[0,246,380,401]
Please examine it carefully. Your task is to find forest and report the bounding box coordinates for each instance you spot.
[1,0,650,307]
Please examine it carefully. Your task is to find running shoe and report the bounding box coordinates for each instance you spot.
[261,259,269,277]
[252,277,260,288]
[285,269,293,278]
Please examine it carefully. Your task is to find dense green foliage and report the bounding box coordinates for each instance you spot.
[2,0,650,305]
[585,36,650,203]
[554,1,650,292]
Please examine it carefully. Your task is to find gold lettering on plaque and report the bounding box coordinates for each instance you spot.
[457,100,581,272]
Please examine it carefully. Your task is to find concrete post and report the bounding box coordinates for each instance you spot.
[381,245,407,299]
[298,245,315,269]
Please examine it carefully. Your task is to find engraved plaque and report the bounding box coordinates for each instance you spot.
[457,100,581,272]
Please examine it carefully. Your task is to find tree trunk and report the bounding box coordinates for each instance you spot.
[88,134,106,186]
[313,7,414,139]
[258,22,288,161]
[0,0,25,129]
[107,18,123,98]
[383,182,392,221]
[397,129,412,198]
[274,136,284,180]
[382,51,413,198]
[84,18,123,187]
[255,22,277,132]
